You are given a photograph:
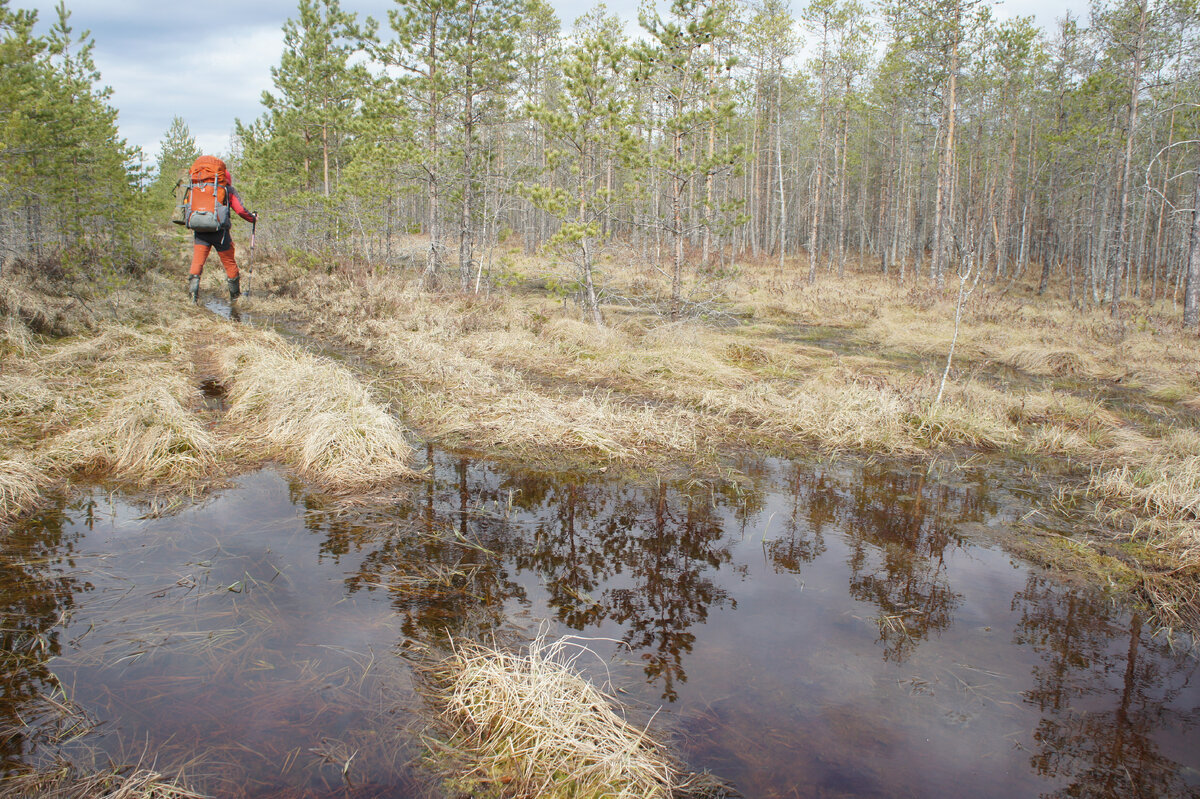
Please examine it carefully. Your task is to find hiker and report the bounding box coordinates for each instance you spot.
[183,155,257,304]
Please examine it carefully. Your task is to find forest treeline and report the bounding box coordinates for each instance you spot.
[3,0,1200,326]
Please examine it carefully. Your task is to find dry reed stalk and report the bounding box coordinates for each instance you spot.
[216,336,418,488]
[431,634,705,798]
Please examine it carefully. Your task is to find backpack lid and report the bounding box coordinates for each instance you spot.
[190,155,229,186]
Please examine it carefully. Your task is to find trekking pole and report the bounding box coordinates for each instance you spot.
[245,219,256,298]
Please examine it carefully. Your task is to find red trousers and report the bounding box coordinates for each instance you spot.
[190,243,239,279]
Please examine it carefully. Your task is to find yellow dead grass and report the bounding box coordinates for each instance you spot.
[0,280,423,508]
[216,335,418,488]
[431,634,714,798]
[45,368,221,486]
[0,372,71,428]
[269,268,1130,463]
[1089,455,1200,540]
[0,315,223,504]
[0,455,44,520]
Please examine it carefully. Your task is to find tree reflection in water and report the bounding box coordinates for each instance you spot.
[1014,575,1200,798]
[164,452,1197,796]
[2,448,1171,791]
[333,448,526,645]
[0,498,92,772]
[766,461,996,661]
[338,447,736,700]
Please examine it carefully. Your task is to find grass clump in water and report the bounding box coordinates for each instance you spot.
[426,634,728,798]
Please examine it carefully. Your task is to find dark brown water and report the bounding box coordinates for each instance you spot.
[2,452,1198,798]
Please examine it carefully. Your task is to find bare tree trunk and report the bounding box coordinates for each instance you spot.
[776,75,786,271]
[748,64,761,258]
[997,104,1019,277]
[836,96,849,277]
[932,33,960,289]
[807,94,826,283]
[1184,166,1200,330]
[1108,0,1148,317]
[671,101,685,319]
[808,24,830,283]
[581,237,602,326]
[1151,99,1177,302]
[702,52,716,267]
[424,13,442,286]
[322,119,331,198]
[458,7,477,292]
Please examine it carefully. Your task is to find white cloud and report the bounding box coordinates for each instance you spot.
[95,24,284,162]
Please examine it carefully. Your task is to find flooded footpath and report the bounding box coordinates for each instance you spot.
[2,450,1199,797]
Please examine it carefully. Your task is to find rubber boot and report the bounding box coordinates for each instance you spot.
[188,275,200,304]
[227,276,241,302]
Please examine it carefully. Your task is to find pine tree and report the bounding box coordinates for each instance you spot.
[261,0,370,199]
[386,0,519,289]
[0,1,138,261]
[636,0,740,317]
[524,8,638,324]
[149,116,200,220]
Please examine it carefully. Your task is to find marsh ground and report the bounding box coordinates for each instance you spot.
[1,247,1199,796]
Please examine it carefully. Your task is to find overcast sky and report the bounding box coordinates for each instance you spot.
[21,0,1089,167]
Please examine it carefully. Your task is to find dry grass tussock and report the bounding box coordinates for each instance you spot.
[0,455,45,521]
[313,308,709,466]
[0,765,204,799]
[1089,455,1200,542]
[428,634,726,798]
[0,317,223,509]
[0,272,94,338]
[215,333,418,488]
[44,366,221,486]
[1085,452,1200,632]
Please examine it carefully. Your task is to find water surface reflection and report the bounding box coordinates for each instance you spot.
[1,452,1197,798]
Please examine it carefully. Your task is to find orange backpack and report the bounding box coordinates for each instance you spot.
[182,156,231,232]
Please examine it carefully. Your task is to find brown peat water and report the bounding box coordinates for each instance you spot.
[2,450,1198,798]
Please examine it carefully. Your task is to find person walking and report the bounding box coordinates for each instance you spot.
[185,155,257,304]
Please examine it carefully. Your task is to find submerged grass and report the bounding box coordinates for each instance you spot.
[426,634,726,798]
[0,765,205,799]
